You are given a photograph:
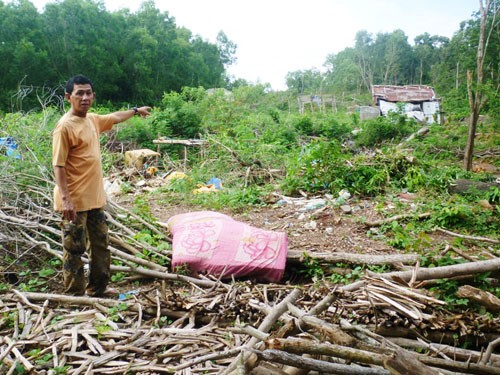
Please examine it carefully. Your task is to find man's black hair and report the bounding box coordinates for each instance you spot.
[65,75,94,94]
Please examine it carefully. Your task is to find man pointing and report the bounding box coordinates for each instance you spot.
[52,74,151,296]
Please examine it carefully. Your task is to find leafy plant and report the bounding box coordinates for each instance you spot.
[111,272,125,282]
[299,253,324,279]
[106,303,129,322]
[356,114,416,147]
[52,366,71,374]
[39,268,56,278]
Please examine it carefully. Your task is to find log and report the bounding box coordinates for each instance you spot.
[287,304,355,347]
[266,337,387,366]
[340,320,500,374]
[436,227,500,244]
[397,126,430,145]
[343,258,500,292]
[388,337,500,365]
[252,349,390,375]
[384,348,439,375]
[364,212,431,227]
[418,355,500,375]
[457,285,500,313]
[362,325,499,348]
[308,293,338,316]
[448,179,499,195]
[287,251,419,266]
[250,362,290,375]
[222,289,302,375]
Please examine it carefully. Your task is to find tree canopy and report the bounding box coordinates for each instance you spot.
[288,2,498,115]
[0,0,236,110]
[0,0,498,117]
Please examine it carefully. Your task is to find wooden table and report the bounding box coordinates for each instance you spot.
[152,138,208,170]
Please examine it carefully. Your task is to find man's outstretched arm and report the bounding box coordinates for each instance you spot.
[110,106,151,124]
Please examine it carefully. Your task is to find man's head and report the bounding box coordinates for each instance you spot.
[65,75,95,117]
[65,75,94,94]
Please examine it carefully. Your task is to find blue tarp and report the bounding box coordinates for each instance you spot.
[0,136,21,159]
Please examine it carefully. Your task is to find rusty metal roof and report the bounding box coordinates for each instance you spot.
[372,85,437,103]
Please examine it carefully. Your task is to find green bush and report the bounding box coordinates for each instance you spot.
[356,113,416,147]
[113,115,155,149]
[316,116,352,140]
[293,115,314,135]
[154,89,204,139]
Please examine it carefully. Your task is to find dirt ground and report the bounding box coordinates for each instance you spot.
[117,191,397,258]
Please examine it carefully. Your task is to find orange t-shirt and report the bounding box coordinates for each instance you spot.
[52,112,114,212]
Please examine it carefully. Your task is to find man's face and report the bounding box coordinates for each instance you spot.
[66,83,94,116]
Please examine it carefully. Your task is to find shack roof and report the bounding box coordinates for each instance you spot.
[372,85,437,103]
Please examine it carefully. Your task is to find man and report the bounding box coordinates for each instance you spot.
[52,75,151,296]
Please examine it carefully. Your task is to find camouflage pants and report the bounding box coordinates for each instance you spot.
[61,208,110,296]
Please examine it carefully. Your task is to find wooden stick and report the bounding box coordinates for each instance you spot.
[110,265,224,289]
[3,337,34,372]
[343,258,500,292]
[109,245,168,272]
[170,346,245,372]
[457,285,500,313]
[221,289,302,374]
[436,227,500,244]
[287,251,419,265]
[266,337,388,366]
[106,200,164,237]
[252,349,390,375]
[481,337,500,365]
[441,242,477,262]
[364,212,431,227]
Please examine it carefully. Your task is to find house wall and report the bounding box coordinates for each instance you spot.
[423,101,440,124]
[378,99,440,124]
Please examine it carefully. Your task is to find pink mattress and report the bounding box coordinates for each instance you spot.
[167,211,288,282]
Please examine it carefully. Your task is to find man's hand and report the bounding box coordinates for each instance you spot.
[136,106,152,118]
[61,196,76,222]
[54,166,76,221]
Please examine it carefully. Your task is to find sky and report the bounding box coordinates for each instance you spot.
[27,0,479,90]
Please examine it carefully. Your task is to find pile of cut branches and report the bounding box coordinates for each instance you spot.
[1,173,500,374]
[1,271,500,374]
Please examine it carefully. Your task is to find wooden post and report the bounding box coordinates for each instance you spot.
[183,146,187,171]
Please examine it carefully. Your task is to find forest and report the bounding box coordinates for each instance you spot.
[0,0,499,374]
[0,0,498,114]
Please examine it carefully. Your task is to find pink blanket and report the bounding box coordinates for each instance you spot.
[167,211,288,282]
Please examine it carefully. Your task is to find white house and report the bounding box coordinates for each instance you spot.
[371,85,441,124]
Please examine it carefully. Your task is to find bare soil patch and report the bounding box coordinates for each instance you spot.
[119,193,396,258]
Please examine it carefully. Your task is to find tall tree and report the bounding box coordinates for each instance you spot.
[380,30,414,84]
[0,0,49,109]
[324,48,362,94]
[353,30,374,92]
[285,69,324,95]
[414,33,449,84]
[42,0,124,92]
[464,0,496,171]
[216,31,237,67]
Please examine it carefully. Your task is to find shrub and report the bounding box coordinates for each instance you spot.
[356,113,416,147]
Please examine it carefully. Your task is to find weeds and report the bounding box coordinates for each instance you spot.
[1,83,499,318]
